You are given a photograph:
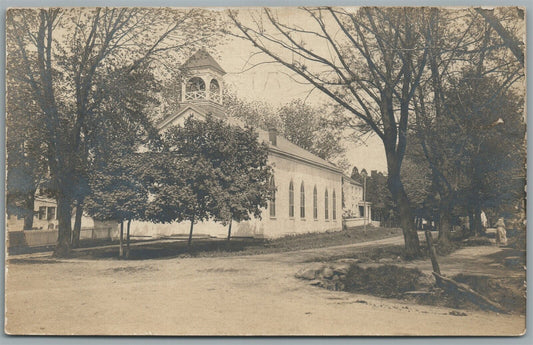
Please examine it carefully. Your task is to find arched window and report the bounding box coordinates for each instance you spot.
[269,177,276,218]
[325,189,329,220]
[289,180,294,218]
[300,182,305,218]
[185,77,206,100]
[313,185,318,219]
[332,189,337,220]
[209,79,221,103]
[210,79,220,93]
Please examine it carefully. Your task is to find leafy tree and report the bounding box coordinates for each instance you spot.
[223,90,280,130]
[207,119,273,240]
[85,154,148,258]
[411,8,525,240]
[443,72,525,234]
[5,67,48,229]
[278,100,345,160]
[225,92,345,161]
[6,8,221,256]
[365,170,393,225]
[147,115,273,244]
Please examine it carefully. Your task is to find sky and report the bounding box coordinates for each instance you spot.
[212,10,388,174]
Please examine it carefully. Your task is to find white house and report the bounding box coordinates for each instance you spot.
[342,175,372,227]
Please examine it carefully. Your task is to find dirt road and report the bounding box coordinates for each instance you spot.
[4,236,525,336]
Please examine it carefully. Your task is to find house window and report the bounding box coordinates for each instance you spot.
[325,189,329,220]
[313,185,318,219]
[332,190,337,220]
[269,177,276,218]
[38,206,46,220]
[300,182,305,218]
[47,207,56,220]
[289,180,294,218]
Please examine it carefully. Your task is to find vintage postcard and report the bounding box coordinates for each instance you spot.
[4,6,526,335]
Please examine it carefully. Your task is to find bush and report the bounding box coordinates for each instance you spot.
[342,264,423,298]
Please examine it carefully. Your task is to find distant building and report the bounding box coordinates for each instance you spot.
[342,175,371,226]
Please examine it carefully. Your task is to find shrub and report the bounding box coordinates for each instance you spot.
[342,264,423,298]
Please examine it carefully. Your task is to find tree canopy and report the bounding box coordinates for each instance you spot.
[6,8,222,256]
[229,7,525,255]
[146,115,273,245]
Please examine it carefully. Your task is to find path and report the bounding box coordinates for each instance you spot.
[5,234,525,336]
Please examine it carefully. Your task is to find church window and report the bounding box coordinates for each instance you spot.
[332,190,337,220]
[313,186,318,219]
[269,177,276,218]
[289,180,294,218]
[325,189,329,220]
[300,182,305,218]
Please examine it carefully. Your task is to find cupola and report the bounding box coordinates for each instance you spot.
[180,49,226,108]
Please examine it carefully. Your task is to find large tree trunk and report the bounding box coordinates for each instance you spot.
[438,198,452,244]
[467,210,475,237]
[188,217,195,246]
[472,204,484,236]
[22,192,35,230]
[119,220,124,258]
[71,202,83,248]
[126,219,131,258]
[53,194,72,257]
[386,159,420,259]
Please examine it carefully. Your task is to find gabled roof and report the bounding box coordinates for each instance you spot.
[180,49,226,75]
[342,175,362,186]
[158,105,342,174]
[157,103,225,130]
[256,128,342,174]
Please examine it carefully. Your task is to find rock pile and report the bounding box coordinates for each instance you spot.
[295,259,359,291]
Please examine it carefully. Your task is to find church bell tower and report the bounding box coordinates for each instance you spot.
[179,49,226,117]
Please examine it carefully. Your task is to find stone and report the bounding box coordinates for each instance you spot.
[337,258,360,265]
[378,258,393,264]
[332,265,350,275]
[404,290,432,297]
[322,267,334,279]
[296,268,319,280]
[449,310,468,317]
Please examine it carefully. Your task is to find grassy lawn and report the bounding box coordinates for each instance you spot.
[70,225,403,260]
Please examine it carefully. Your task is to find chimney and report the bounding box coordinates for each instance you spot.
[268,127,278,146]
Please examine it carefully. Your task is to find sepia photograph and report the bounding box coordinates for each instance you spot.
[4,5,527,336]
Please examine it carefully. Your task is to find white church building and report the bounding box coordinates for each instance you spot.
[129,50,345,238]
[7,50,373,247]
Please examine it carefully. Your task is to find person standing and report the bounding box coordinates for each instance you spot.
[495,217,508,246]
